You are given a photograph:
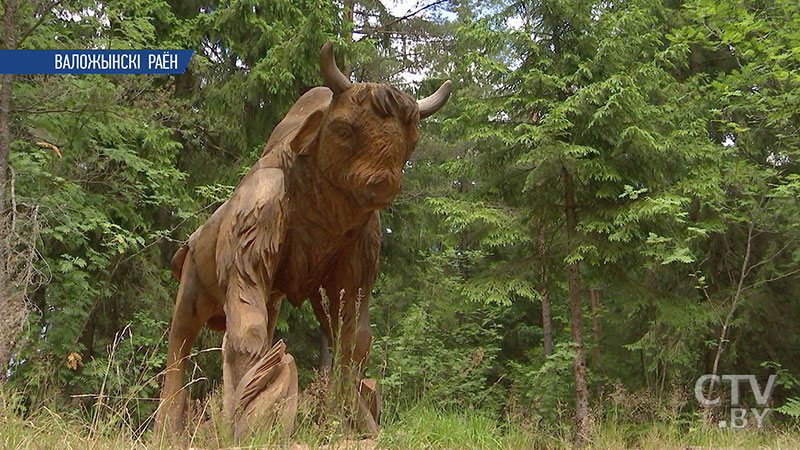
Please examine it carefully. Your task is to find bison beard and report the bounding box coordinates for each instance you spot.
[154,41,450,443]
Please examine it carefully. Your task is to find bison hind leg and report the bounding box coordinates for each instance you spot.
[155,252,216,440]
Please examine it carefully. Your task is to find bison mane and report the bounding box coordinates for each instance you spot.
[352,84,418,124]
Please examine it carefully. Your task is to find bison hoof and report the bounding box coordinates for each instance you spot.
[153,388,190,441]
[229,339,299,443]
[358,378,381,436]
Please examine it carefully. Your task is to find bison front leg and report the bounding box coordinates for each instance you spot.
[214,169,296,442]
[311,281,379,436]
[344,292,380,435]
[222,284,297,443]
[311,215,382,436]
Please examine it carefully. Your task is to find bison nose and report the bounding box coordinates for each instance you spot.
[367,170,401,193]
[368,171,389,186]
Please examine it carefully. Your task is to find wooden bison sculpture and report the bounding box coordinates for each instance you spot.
[154,41,451,440]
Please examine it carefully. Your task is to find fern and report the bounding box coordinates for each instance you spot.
[777,397,800,419]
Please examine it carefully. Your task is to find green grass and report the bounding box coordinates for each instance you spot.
[586,420,800,450]
[377,405,528,449]
[4,387,800,449]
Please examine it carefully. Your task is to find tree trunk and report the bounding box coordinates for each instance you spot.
[707,215,756,402]
[78,304,96,359]
[342,0,355,77]
[0,0,17,214]
[0,0,18,383]
[590,289,600,370]
[564,166,589,445]
[537,223,552,356]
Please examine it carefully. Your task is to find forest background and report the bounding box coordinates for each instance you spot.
[1,0,800,448]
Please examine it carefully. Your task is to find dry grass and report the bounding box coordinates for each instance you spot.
[4,382,800,449]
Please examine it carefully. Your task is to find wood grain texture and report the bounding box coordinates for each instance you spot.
[154,41,451,442]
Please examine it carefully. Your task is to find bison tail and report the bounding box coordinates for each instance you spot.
[170,244,189,282]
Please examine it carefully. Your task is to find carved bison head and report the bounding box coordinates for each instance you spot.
[293,42,451,209]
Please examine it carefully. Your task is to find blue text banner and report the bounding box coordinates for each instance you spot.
[0,49,194,74]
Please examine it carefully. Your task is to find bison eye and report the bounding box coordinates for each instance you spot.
[330,120,354,140]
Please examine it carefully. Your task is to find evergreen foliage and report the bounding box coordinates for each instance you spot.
[1,0,799,444]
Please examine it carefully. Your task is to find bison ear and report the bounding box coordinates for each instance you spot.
[290,110,324,155]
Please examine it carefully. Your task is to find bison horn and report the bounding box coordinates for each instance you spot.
[418,80,452,118]
[319,41,352,95]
